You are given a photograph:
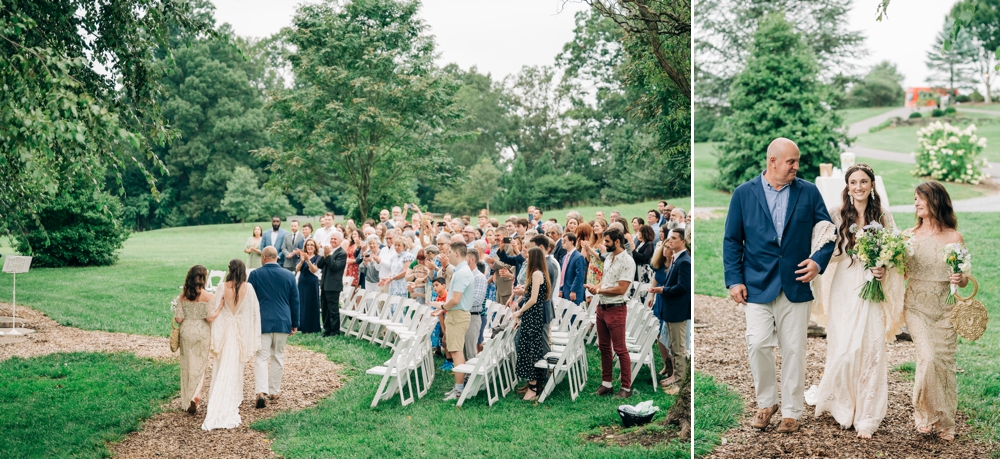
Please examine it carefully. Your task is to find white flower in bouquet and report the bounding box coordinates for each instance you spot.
[942,243,971,305]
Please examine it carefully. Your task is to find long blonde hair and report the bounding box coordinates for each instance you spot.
[650,241,666,269]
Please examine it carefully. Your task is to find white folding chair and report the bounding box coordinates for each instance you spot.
[536,318,588,403]
[366,336,418,408]
[455,327,509,407]
[206,270,226,292]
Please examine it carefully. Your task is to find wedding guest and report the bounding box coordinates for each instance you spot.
[374,231,396,293]
[296,239,322,334]
[379,209,393,229]
[904,181,968,442]
[375,222,389,244]
[317,231,347,337]
[359,235,382,290]
[559,232,587,306]
[281,220,304,271]
[202,259,261,430]
[345,229,362,287]
[547,225,565,266]
[245,226,263,268]
[647,210,662,243]
[174,265,214,414]
[407,249,430,304]
[565,215,580,234]
[576,223,603,297]
[513,247,552,401]
[314,213,335,252]
[670,208,687,229]
[655,228,691,392]
[633,225,656,283]
[464,250,488,359]
[381,237,415,299]
[440,243,476,401]
[631,218,644,247]
[248,247,300,408]
[585,227,636,398]
[301,223,314,242]
[647,229,671,386]
[262,216,290,266]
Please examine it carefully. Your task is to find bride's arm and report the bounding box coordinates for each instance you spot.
[206,289,224,323]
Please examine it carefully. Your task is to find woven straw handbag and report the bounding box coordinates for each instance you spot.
[170,318,181,352]
[951,276,989,341]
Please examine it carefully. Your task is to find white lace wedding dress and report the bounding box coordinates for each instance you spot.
[202,283,261,431]
[805,208,905,436]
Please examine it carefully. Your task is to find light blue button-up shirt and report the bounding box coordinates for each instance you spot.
[761,172,790,244]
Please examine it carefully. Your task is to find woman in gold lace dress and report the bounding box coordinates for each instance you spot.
[904,181,969,442]
[173,265,215,414]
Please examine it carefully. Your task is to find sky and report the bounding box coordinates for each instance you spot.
[211,0,589,81]
[847,0,962,89]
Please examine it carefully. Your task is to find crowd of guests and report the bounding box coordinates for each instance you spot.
[186,200,690,422]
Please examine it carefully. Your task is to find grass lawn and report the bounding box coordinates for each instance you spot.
[854,118,1000,164]
[0,352,178,458]
[692,372,742,457]
[255,333,690,458]
[857,156,987,203]
[693,143,733,209]
[694,211,1000,446]
[836,106,902,126]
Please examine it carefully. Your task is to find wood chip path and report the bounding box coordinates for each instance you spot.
[0,303,343,458]
[695,294,995,459]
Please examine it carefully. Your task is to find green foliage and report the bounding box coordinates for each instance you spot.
[0,352,178,458]
[301,193,328,216]
[910,111,924,119]
[945,106,958,115]
[262,192,296,219]
[14,184,130,267]
[912,122,990,184]
[715,13,847,190]
[221,166,266,224]
[433,156,503,214]
[926,20,978,92]
[0,0,212,236]
[693,372,744,456]
[932,108,947,117]
[844,61,905,108]
[869,119,894,133]
[694,107,728,143]
[532,173,598,210]
[259,0,462,220]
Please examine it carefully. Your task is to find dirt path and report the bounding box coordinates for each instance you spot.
[694,294,995,458]
[0,303,343,458]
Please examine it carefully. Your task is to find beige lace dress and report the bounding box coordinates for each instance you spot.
[904,235,958,435]
[174,299,212,408]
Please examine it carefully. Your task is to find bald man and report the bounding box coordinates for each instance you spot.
[723,137,835,434]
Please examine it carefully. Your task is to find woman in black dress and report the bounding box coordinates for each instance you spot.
[296,239,322,333]
[514,247,552,401]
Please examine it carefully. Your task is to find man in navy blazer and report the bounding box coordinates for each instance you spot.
[723,138,835,434]
[248,246,300,409]
[558,232,587,305]
[655,228,691,390]
[261,216,290,267]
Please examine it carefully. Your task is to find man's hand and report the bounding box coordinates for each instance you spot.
[569,291,576,302]
[729,284,747,305]
[324,245,332,256]
[290,328,297,336]
[584,283,598,295]
[795,259,819,282]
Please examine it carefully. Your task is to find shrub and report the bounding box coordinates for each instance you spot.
[944,106,957,116]
[14,186,130,267]
[955,94,971,103]
[931,108,946,117]
[909,111,923,119]
[912,122,991,184]
[971,89,985,103]
[869,119,894,133]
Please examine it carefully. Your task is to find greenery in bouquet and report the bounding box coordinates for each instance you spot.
[848,221,909,303]
[943,243,971,305]
[912,122,991,184]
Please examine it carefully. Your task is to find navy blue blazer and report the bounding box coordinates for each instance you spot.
[248,262,300,333]
[723,175,835,304]
[559,250,587,305]
[658,251,691,323]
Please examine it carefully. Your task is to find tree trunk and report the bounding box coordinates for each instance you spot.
[662,369,691,440]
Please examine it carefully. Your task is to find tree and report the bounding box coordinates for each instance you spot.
[715,13,847,191]
[926,21,978,92]
[302,194,328,216]
[258,0,462,220]
[955,0,1000,103]
[433,157,503,214]
[845,61,905,108]
[0,0,212,238]
[221,166,266,227]
[14,183,130,268]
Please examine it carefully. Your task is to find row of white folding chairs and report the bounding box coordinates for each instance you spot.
[535,314,589,403]
[366,318,437,407]
[454,326,518,407]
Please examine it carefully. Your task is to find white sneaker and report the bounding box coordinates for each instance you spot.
[443,389,460,401]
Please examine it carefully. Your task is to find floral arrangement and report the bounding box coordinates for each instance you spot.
[912,122,991,184]
[943,243,972,305]
[848,221,910,302]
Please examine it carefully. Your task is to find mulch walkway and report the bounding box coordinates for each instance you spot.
[0,303,343,458]
[695,294,996,458]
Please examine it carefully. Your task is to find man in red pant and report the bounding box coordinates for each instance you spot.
[585,227,637,398]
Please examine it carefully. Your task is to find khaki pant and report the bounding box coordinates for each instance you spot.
[444,310,471,355]
[667,321,688,380]
[745,291,810,419]
[255,333,288,395]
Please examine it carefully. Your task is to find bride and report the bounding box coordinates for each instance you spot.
[806,164,905,439]
[202,259,261,431]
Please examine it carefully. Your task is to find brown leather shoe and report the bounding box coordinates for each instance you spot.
[613,389,632,399]
[595,385,615,396]
[750,404,779,429]
[775,418,799,433]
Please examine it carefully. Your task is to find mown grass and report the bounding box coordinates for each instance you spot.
[693,143,733,209]
[857,156,988,203]
[0,352,178,458]
[836,106,903,126]
[692,372,743,457]
[254,332,690,458]
[694,211,1000,445]
[854,117,1000,163]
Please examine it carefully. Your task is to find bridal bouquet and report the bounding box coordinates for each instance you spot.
[849,221,909,302]
[943,243,971,305]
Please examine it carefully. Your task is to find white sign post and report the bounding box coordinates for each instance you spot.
[2,256,33,336]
